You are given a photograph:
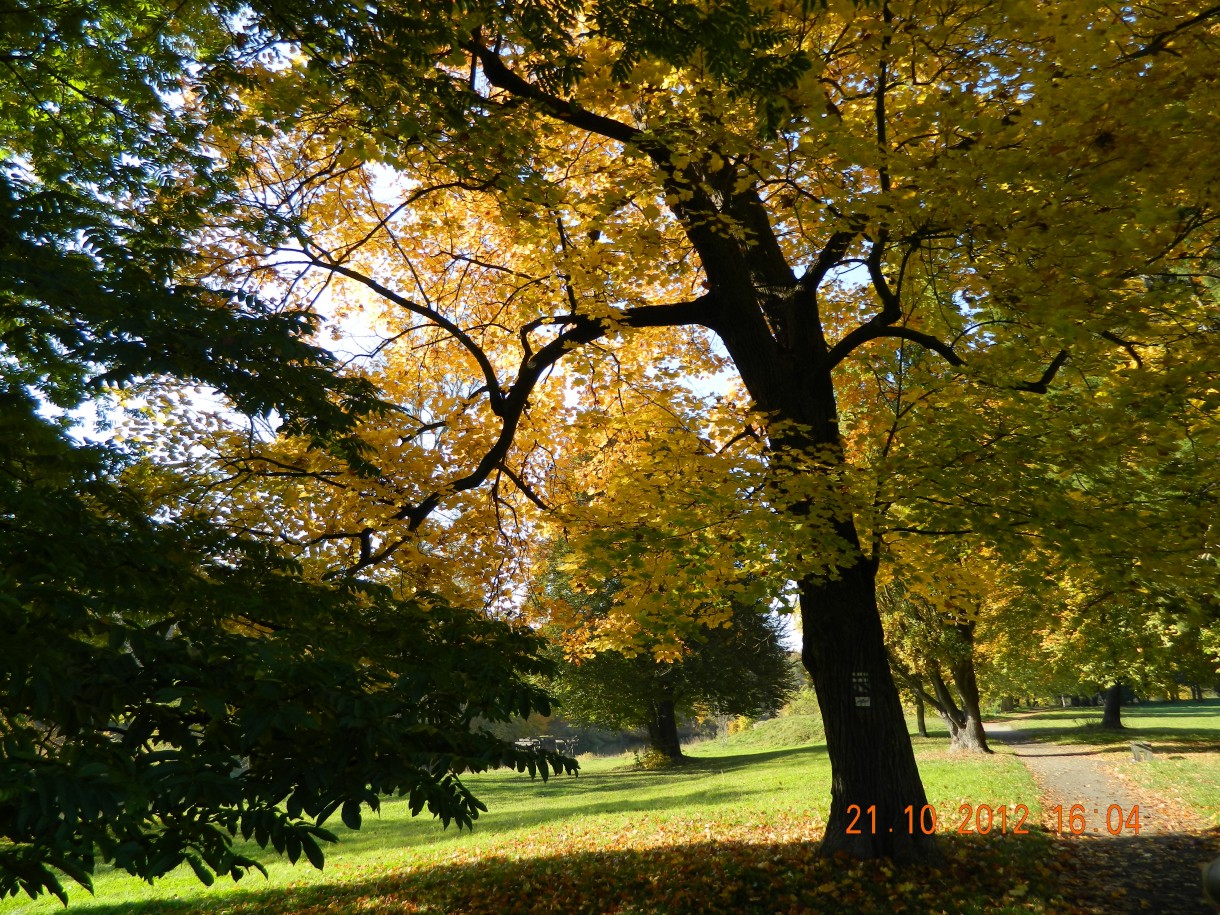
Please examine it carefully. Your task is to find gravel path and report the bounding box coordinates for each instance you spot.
[988,722,1220,913]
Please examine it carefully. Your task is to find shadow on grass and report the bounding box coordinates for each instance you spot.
[1118,700,1220,717]
[290,747,831,859]
[466,748,829,829]
[679,745,827,771]
[69,833,1071,915]
[995,745,1112,760]
[990,700,1220,726]
[1000,727,1220,755]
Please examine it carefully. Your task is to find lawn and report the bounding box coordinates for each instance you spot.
[1,721,1070,915]
[991,699,1220,827]
[992,698,1220,750]
[1118,749,1220,827]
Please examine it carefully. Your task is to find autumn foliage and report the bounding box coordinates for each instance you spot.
[3,0,1220,893]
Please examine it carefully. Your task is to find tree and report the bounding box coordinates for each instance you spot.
[1,4,574,902]
[540,553,794,761]
[97,0,1220,862]
[881,574,994,754]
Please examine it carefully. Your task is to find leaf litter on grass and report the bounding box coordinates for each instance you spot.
[15,742,1101,914]
[93,815,1078,915]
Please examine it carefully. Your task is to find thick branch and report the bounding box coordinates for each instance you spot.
[799,231,859,296]
[1014,349,1069,394]
[466,38,650,153]
[864,232,902,323]
[820,231,919,368]
[874,4,892,195]
[498,462,552,512]
[1100,330,1144,368]
[826,324,964,371]
[391,294,716,533]
[827,326,1068,399]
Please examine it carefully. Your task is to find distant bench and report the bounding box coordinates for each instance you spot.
[514,736,579,755]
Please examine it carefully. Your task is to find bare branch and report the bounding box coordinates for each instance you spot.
[498,462,552,512]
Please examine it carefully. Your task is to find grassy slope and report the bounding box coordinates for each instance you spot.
[994,699,1220,827]
[2,718,1067,915]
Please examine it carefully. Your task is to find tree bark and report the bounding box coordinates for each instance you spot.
[801,564,940,863]
[1100,680,1124,729]
[914,691,928,738]
[930,666,964,733]
[946,623,991,753]
[947,703,991,753]
[646,696,684,760]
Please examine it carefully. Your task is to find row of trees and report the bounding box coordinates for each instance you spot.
[4,0,1220,897]
[882,547,1220,745]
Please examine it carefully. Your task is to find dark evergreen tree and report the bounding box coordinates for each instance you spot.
[542,565,794,762]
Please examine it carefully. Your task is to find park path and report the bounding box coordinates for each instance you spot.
[987,722,1219,913]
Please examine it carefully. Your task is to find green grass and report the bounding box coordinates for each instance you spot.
[992,698,1220,752]
[2,724,1063,915]
[1117,749,1220,827]
[690,713,825,751]
[697,711,951,754]
[9,706,1206,912]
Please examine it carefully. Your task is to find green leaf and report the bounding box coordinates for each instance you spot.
[340,800,362,831]
[300,834,326,870]
[185,855,215,887]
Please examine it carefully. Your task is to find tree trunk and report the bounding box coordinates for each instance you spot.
[914,691,928,738]
[930,666,965,737]
[947,623,991,753]
[646,697,684,760]
[948,705,991,753]
[1100,680,1124,729]
[698,243,939,861]
[801,563,940,863]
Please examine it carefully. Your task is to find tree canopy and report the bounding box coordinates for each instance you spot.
[5,0,1220,870]
[0,402,570,902]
